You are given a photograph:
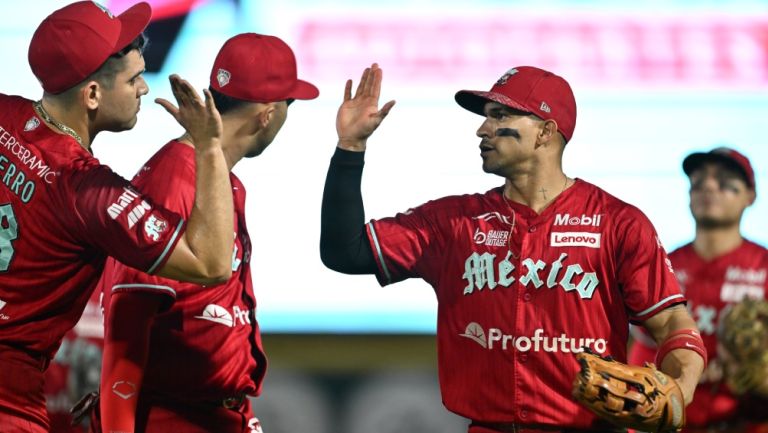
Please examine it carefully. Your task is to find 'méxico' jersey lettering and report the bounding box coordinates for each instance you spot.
[462,251,599,299]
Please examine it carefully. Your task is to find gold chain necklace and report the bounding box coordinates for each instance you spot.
[33,100,84,147]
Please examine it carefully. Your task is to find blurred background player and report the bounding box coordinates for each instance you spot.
[320,64,705,432]
[45,289,104,433]
[629,147,768,433]
[0,2,236,431]
[95,33,318,433]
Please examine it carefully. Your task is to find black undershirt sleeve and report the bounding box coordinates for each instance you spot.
[319,147,377,274]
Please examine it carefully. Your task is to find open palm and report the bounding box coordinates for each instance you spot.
[156,74,223,151]
[336,63,396,150]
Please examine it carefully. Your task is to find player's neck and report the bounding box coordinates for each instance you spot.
[37,98,92,151]
[693,225,743,260]
[503,170,571,214]
[178,132,237,171]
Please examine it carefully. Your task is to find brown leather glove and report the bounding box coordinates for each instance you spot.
[718,297,768,395]
[572,349,685,432]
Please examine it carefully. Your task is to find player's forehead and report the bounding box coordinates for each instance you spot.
[119,49,146,78]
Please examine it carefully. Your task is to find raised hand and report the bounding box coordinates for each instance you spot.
[156,74,223,151]
[336,63,396,151]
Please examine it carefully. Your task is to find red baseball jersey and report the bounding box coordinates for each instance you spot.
[0,94,184,358]
[99,140,267,403]
[366,179,684,428]
[630,240,768,426]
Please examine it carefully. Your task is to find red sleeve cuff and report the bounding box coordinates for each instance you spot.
[110,284,176,312]
[366,220,394,287]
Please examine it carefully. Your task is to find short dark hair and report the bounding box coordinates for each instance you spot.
[208,88,294,114]
[209,87,251,115]
[89,33,149,89]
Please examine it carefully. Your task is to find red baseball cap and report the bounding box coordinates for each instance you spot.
[28,1,151,95]
[683,147,756,191]
[455,66,577,142]
[210,33,319,103]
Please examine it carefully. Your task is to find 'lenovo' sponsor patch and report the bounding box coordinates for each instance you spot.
[550,232,601,248]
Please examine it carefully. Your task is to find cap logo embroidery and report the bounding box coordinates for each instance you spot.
[217,69,231,87]
[540,101,551,113]
[92,1,114,18]
[496,68,519,85]
[24,117,40,132]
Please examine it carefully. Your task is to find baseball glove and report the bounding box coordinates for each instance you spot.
[572,349,685,433]
[717,297,768,395]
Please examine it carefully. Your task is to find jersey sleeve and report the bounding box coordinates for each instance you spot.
[366,201,445,286]
[65,160,185,275]
[101,258,177,312]
[614,206,686,323]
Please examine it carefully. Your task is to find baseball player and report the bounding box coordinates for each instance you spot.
[45,289,104,433]
[629,148,768,432]
[320,64,706,432]
[94,33,318,433]
[0,2,235,431]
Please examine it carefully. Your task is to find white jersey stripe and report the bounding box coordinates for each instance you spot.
[367,221,392,284]
[636,293,685,317]
[147,219,184,275]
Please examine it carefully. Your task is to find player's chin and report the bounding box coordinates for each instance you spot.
[481,161,502,176]
[694,215,736,229]
[107,117,139,132]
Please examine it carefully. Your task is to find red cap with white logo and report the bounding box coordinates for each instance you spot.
[28,1,151,94]
[210,33,319,103]
[455,66,577,142]
[683,147,756,193]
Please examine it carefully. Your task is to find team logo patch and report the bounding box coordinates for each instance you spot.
[112,381,137,400]
[474,228,510,246]
[554,213,602,227]
[472,212,512,225]
[720,266,767,302]
[217,68,231,87]
[24,117,40,131]
[460,322,488,348]
[496,68,519,85]
[461,323,608,353]
[195,304,234,327]
[144,214,168,242]
[107,187,140,219]
[550,232,601,248]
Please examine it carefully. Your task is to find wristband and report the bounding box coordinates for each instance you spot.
[655,328,708,367]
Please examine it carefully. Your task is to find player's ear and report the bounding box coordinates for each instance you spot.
[537,119,559,146]
[82,80,102,111]
[256,104,276,129]
[747,189,756,206]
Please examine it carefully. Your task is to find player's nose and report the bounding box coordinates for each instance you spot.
[138,77,150,97]
[476,118,492,138]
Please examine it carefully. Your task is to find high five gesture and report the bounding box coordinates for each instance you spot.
[336,63,395,151]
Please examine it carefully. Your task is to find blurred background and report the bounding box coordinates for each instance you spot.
[2,0,767,432]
